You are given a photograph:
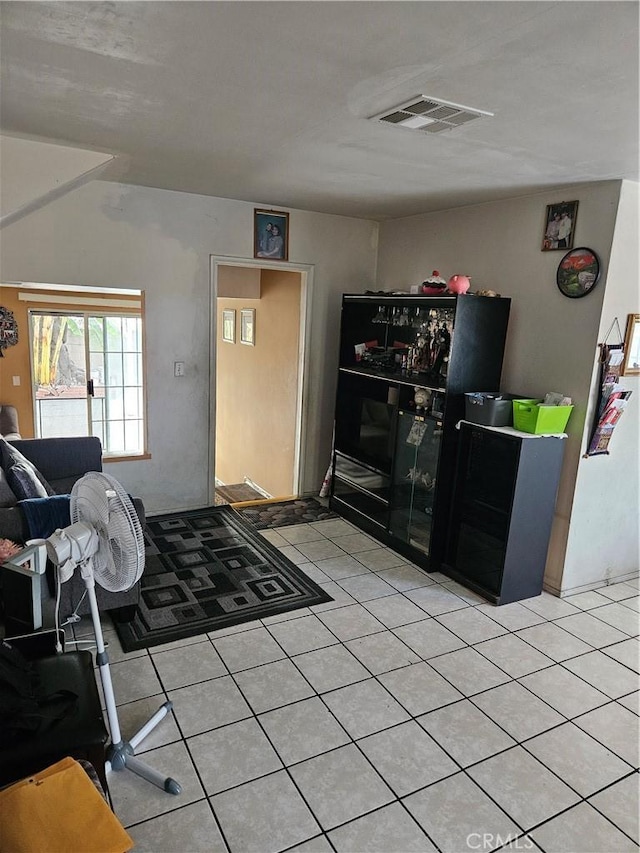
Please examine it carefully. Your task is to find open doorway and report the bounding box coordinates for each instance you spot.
[209,258,312,507]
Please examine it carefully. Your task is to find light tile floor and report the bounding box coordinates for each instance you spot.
[78,519,639,852]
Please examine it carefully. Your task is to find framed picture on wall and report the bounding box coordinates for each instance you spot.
[542,200,579,251]
[240,309,255,345]
[222,309,235,343]
[254,209,289,261]
[622,313,640,375]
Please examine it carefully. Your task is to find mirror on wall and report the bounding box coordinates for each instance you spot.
[622,314,640,375]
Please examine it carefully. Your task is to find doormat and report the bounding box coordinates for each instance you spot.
[236,497,339,530]
[215,483,267,505]
[113,505,333,652]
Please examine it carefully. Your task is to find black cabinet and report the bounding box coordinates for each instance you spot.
[443,422,566,604]
[329,293,511,570]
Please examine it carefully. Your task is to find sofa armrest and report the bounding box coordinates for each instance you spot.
[10,437,103,492]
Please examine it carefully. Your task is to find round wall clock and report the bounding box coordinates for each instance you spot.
[0,306,19,356]
[556,247,601,299]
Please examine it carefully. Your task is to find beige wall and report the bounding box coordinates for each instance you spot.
[0,285,33,433]
[217,265,261,299]
[215,269,301,497]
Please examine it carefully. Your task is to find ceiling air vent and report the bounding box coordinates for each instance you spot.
[371,95,493,135]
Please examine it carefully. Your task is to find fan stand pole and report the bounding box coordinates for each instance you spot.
[84,576,181,795]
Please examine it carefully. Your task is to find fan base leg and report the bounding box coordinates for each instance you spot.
[106,701,181,795]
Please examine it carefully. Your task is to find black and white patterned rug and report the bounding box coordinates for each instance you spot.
[113,505,332,652]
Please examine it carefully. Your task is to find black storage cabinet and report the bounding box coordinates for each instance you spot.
[329,293,511,571]
[444,422,566,604]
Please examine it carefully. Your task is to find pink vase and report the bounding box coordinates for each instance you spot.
[447,274,471,294]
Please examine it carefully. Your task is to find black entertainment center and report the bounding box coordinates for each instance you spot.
[329,293,511,573]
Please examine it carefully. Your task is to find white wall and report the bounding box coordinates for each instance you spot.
[0,180,377,513]
[0,135,113,226]
[561,180,639,591]
[377,180,637,592]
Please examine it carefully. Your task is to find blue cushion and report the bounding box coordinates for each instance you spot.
[6,462,49,500]
[0,437,55,499]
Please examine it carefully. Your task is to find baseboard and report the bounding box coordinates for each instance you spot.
[546,571,640,598]
[242,477,272,499]
[231,494,296,508]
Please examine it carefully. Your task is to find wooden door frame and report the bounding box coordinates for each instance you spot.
[208,255,314,504]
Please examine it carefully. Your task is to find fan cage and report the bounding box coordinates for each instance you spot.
[71,472,145,593]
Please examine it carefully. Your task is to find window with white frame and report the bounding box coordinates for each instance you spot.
[30,309,146,456]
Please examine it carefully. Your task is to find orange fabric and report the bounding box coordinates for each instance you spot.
[0,757,133,853]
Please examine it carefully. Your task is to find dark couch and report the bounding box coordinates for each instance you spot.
[0,436,145,622]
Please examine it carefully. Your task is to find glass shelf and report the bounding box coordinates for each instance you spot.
[339,366,447,393]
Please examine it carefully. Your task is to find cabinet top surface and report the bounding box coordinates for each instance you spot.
[343,293,510,305]
[457,420,568,440]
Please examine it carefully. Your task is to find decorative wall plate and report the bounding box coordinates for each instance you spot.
[556,247,601,299]
[0,306,18,355]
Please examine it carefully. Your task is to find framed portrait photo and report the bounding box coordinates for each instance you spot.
[542,200,579,251]
[254,209,289,261]
[222,309,236,343]
[240,308,256,345]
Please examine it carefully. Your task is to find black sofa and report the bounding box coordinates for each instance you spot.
[0,436,145,622]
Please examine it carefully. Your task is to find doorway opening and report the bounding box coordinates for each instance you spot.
[209,257,313,507]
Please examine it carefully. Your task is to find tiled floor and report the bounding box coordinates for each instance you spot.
[79,518,638,852]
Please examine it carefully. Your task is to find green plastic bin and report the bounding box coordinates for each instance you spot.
[512,399,573,434]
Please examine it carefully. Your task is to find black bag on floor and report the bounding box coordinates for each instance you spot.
[0,640,77,744]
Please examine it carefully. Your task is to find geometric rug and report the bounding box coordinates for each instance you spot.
[113,505,333,652]
[236,497,339,530]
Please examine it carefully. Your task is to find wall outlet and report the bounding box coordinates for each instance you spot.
[174,361,185,377]
[12,376,21,386]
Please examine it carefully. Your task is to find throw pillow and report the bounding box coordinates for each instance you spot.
[6,462,50,500]
[0,437,55,499]
[0,467,17,508]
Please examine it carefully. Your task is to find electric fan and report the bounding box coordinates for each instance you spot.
[46,472,181,795]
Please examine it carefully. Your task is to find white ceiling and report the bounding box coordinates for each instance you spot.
[1,1,638,221]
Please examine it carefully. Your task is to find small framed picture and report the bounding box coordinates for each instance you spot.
[240,309,255,346]
[222,309,236,343]
[254,209,289,261]
[542,200,579,251]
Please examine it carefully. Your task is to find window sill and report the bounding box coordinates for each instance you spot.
[103,452,152,463]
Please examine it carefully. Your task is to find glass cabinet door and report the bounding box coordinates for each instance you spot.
[388,410,443,556]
